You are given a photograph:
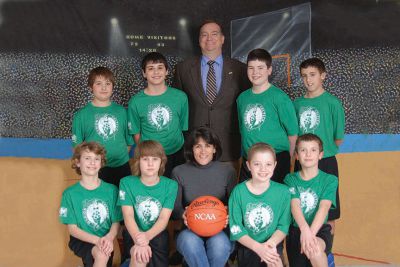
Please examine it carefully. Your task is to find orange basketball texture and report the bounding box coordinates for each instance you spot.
[186,195,227,237]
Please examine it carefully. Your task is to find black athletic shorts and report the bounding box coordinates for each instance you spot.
[286,224,333,267]
[164,147,185,178]
[99,161,132,188]
[237,241,284,267]
[127,230,169,267]
[69,235,113,267]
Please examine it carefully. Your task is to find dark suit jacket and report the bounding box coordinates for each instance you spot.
[173,56,251,161]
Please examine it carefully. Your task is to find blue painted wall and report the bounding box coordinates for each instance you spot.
[1,134,399,159]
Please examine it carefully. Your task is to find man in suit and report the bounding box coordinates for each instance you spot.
[173,20,251,167]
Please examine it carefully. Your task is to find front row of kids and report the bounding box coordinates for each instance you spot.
[59,132,337,267]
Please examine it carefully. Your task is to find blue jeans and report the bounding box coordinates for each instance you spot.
[177,229,234,267]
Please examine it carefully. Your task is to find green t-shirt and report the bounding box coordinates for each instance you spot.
[118,176,178,232]
[127,87,189,155]
[229,181,291,242]
[294,91,345,158]
[72,102,133,167]
[59,181,123,237]
[284,170,338,227]
[237,85,298,157]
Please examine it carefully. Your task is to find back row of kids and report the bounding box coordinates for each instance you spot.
[61,47,344,266]
[71,52,189,188]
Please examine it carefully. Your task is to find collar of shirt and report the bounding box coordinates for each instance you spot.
[201,55,223,94]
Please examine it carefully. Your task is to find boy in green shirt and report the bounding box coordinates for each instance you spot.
[128,52,189,178]
[118,140,178,267]
[72,67,133,187]
[59,142,122,267]
[237,49,298,184]
[294,58,345,233]
[229,143,291,267]
[284,134,338,267]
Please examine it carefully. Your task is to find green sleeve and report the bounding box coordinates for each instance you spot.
[71,111,84,147]
[276,189,292,234]
[277,96,299,136]
[228,186,249,241]
[180,93,189,131]
[123,108,134,146]
[284,174,300,200]
[332,99,345,140]
[59,191,76,225]
[118,178,133,206]
[163,180,178,210]
[127,98,141,135]
[321,175,338,209]
[293,99,302,136]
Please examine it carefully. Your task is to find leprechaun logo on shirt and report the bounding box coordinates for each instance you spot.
[71,135,77,144]
[245,202,274,234]
[299,106,320,133]
[230,225,242,235]
[148,104,172,131]
[244,103,266,131]
[289,187,296,195]
[299,187,319,214]
[59,207,68,218]
[95,114,118,140]
[119,190,126,201]
[135,196,162,226]
[82,199,109,230]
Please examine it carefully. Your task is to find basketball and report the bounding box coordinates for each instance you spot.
[186,195,227,237]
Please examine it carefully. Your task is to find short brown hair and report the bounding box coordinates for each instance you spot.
[132,140,167,176]
[295,133,324,153]
[247,48,272,68]
[71,142,107,175]
[141,52,169,72]
[299,58,326,74]
[87,66,115,88]
[199,19,224,35]
[247,142,276,162]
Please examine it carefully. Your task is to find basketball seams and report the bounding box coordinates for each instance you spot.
[186,196,228,237]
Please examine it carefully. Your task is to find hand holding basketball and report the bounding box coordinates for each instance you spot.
[182,207,188,227]
[224,206,229,228]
